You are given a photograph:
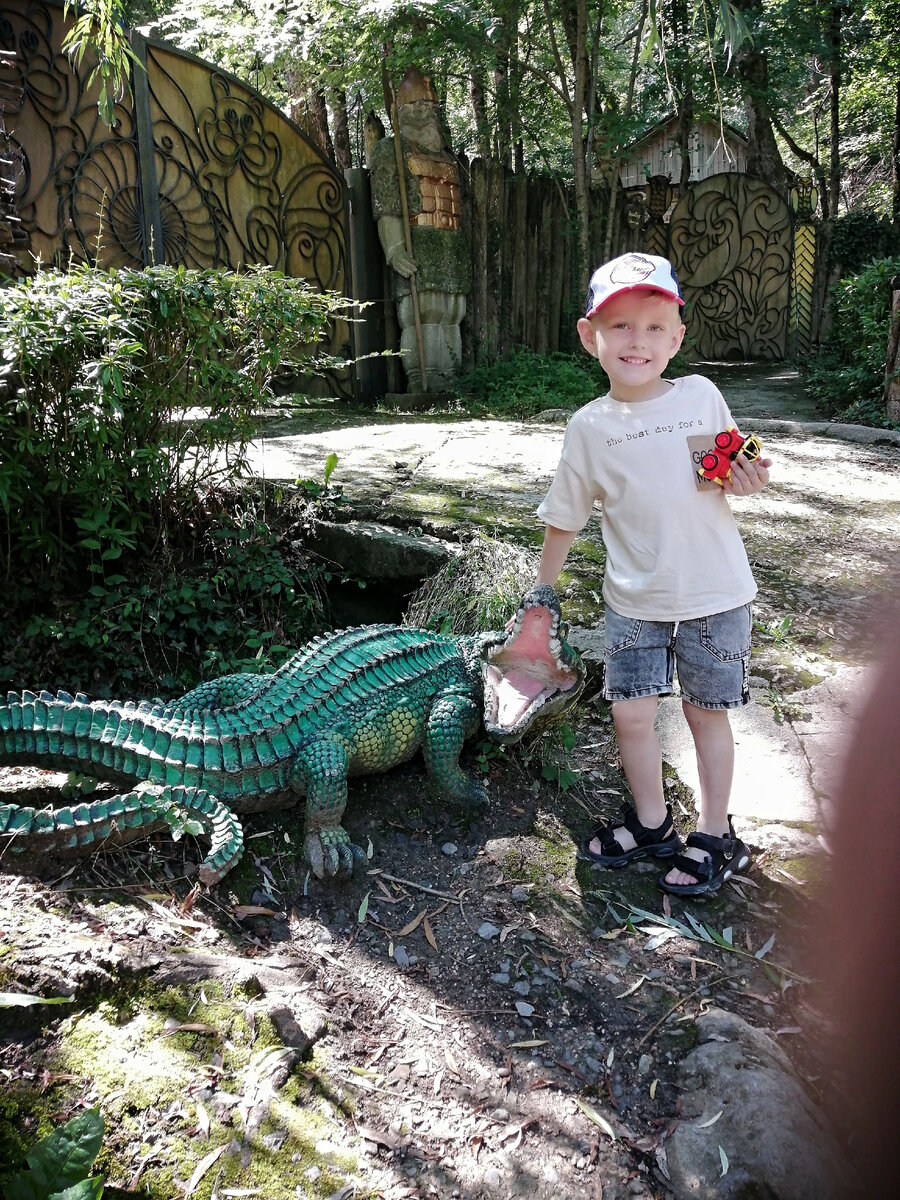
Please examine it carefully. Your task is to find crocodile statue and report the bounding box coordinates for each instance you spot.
[0,585,583,885]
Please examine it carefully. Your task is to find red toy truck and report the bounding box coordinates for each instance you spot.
[697,427,764,486]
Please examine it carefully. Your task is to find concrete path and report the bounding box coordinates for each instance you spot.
[246,365,900,861]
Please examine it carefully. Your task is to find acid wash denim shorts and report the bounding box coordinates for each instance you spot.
[602,602,752,710]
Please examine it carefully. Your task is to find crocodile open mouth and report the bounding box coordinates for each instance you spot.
[481,587,584,743]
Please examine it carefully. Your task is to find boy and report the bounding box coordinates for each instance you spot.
[535,253,771,896]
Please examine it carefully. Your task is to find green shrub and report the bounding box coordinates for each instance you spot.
[1,1105,104,1200]
[456,347,608,418]
[806,256,900,427]
[3,492,329,694]
[0,265,350,691]
[832,212,900,273]
[0,263,348,583]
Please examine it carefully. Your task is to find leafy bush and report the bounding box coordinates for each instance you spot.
[456,347,608,418]
[0,263,348,583]
[806,256,900,427]
[3,491,330,694]
[456,341,692,420]
[0,265,351,691]
[2,1106,104,1200]
[832,212,900,273]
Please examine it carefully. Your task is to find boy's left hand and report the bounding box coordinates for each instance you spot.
[725,455,772,496]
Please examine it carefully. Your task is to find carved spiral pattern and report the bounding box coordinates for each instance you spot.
[199,75,281,190]
[65,137,143,266]
[669,174,791,361]
[3,8,68,123]
[153,150,222,267]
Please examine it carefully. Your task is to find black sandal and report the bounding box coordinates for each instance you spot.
[580,802,682,868]
[659,817,751,896]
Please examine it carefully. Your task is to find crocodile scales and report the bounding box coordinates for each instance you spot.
[0,586,583,884]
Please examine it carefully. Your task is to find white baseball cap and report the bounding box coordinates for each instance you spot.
[585,253,684,317]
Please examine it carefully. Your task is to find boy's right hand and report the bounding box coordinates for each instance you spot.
[724,454,772,496]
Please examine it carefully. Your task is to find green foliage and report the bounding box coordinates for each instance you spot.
[0,262,350,690]
[456,348,606,419]
[62,1,139,126]
[806,256,900,428]
[0,263,347,586]
[2,496,328,694]
[537,720,578,792]
[832,212,900,273]
[2,1106,104,1200]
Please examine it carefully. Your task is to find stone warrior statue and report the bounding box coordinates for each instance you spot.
[368,67,471,393]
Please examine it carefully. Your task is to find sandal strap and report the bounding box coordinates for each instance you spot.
[623,802,676,847]
[595,803,676,854]
[669,849,714,884]
[685,829,736,857]
[669,820,740,882]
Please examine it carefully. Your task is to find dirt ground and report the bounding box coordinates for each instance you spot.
[0,727,815,1200]
[2,428,899,1200]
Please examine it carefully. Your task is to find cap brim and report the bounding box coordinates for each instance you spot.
[586,283,685,319]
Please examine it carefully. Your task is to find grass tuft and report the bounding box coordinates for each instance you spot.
[404,534,539,634]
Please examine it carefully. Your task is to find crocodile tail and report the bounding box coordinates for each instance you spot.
[0,785,244,885]
[0,689,161,780]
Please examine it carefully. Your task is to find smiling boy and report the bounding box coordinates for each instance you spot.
[534,253,772,897]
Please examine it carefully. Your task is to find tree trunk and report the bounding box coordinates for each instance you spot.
[671,0,693,190]
[332,87,352,171]
[828,1,842,217]
[885,277,900,422]
[470,69,490,159]
[494,15,512,167]
[295,88,335,164]
[893,77,900,230]
[733,2,789,192]
[570,0,590,301]
[508,3,525,173]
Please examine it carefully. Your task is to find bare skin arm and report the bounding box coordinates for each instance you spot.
[536,524,579,588]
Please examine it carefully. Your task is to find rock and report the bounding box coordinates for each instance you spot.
[483,1166,503,1189]
[478,922,500,940]
[305,518,453,583]
[267,1000,327,1053]
[441,842,458,855]
[749,823,822,857]
[532,408,571,423]
[666,1008,859,1200]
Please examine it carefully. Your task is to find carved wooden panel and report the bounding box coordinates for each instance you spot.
[669,174,791,361]
[2,0,349,377]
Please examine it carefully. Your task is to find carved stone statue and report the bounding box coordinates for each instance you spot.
[368,67,471,392]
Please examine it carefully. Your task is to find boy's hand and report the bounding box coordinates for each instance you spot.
[724,455,772,496]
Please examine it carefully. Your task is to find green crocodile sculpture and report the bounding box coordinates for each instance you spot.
[0,586,583,885]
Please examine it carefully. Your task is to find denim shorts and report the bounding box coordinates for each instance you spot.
[602,603,752,710]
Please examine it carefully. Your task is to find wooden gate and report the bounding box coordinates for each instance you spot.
[1,0,349,370]
[667,173,792,361]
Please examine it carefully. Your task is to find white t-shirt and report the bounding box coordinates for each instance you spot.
[536,375,758,622]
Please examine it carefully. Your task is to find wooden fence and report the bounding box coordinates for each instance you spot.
[452,158,814,367]
[462,160,633,364]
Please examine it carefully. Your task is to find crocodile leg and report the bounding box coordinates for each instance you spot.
[423,687,488,806]
[0,786,243,885]
[294,739,367,879]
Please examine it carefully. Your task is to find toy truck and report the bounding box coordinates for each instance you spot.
[697,427,763,486]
